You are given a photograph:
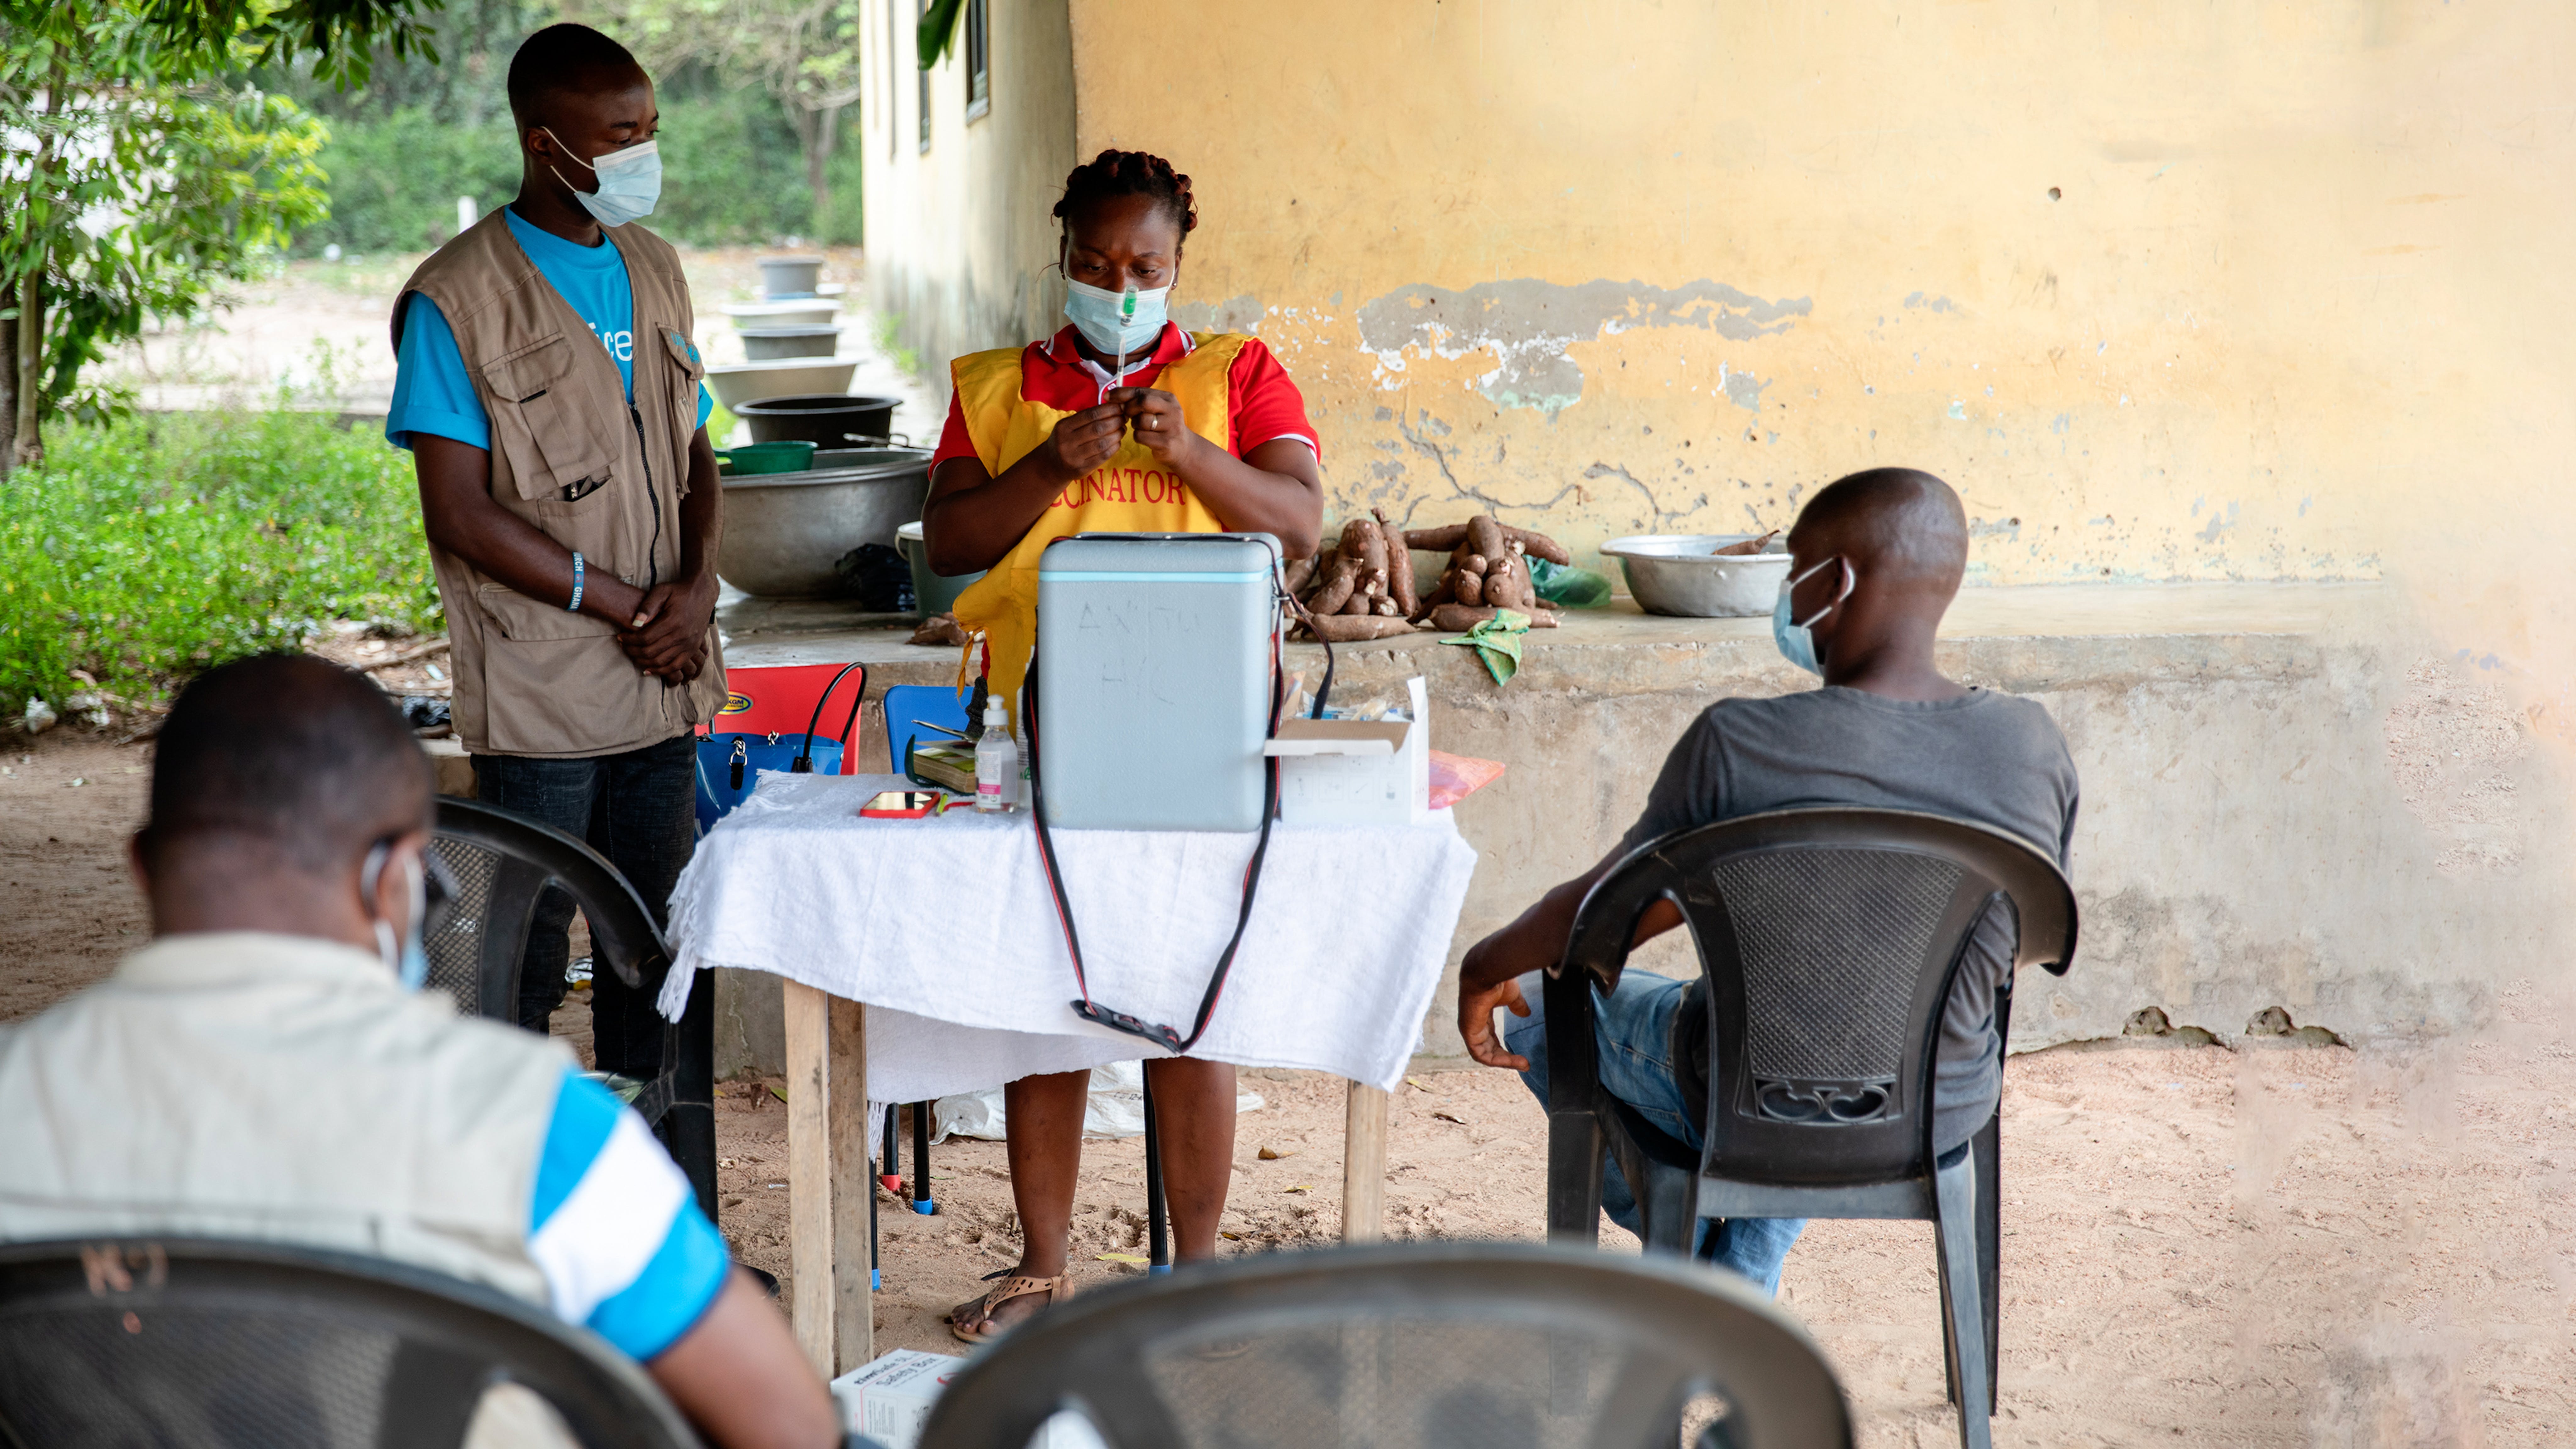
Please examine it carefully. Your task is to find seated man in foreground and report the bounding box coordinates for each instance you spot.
[0,655,838,1449]
[1457,468,2080,1293]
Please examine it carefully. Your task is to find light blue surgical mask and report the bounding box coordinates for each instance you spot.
[1772,557,1853,676]
[547,130,662,227]
[362,843,432,992]
[1063,275,1169,358]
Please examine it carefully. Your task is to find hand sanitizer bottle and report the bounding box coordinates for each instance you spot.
[974,697,1019,813]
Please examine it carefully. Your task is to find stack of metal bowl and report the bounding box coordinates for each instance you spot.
[708,256,859,408]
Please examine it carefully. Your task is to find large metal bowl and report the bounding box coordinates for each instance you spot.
[705,357,861,410]
[1599,533,1792,617]
[717,447,931,598]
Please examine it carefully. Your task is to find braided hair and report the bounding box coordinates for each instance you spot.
[1053,149,1198,251]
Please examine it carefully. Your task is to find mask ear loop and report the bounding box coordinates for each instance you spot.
[1788,556,1856,630]
[360,841,400,972]
[539,126,595,196]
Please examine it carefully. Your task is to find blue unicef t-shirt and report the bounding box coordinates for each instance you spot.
[387,206,712,451]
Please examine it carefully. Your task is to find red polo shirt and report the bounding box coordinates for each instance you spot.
[927,323,1319,472]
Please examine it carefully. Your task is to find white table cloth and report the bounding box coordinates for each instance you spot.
[658,773,1478,1100]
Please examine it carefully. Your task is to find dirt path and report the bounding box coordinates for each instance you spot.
[8,733,2573,1444]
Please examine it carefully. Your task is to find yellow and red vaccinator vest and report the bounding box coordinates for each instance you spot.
[947,332,1251,710]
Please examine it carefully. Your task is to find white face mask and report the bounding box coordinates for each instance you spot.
[545,128,662,226]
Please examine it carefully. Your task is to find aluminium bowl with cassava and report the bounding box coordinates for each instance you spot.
[1597,534,1793,617]
[716,446,932,598]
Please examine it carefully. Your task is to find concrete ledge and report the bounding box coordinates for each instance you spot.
[424,737,475,798]
[711,583,2570,1072]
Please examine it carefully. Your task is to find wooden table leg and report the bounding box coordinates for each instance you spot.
[785,982,871,1377]
[1341,1080,1390,1243]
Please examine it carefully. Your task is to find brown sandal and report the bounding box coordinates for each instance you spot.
[947,1271,1074,1344]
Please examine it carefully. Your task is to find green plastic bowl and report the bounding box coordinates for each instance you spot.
[719,441,818,476]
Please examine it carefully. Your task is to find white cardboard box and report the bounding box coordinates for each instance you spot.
[831,1350,960,1449]
[1265,675,1432,825]
[830,1349,1108,1449]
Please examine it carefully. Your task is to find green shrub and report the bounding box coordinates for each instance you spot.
[0,410,440,719]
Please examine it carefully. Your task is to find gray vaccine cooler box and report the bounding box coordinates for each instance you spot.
[1034,533,1282,832]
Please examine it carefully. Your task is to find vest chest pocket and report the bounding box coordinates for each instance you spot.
[479,332,620,504]
[658,327,706,443]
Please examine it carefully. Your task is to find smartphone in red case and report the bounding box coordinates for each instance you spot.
[860,791,945,819]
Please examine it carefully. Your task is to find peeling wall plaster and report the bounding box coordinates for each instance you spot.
[1351,279,1810,417]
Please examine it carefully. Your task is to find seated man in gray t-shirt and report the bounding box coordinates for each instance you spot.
[1457,468,2079,1294]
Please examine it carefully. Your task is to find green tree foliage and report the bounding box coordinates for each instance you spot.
[292,69,847,256]
[607,0,865,233]
[1,0,365,471]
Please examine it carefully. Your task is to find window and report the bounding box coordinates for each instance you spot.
[917,0,931,153]
[964,0,990,120]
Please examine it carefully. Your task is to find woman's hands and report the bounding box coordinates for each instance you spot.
[1044,387,1197,475]
[923,377,1327,574]
[1114,386,1200,468]
[1034,400,1129,484]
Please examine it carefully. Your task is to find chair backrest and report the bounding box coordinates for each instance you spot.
[882,683,972,774]
[0,1237,701,1449]
[917,1241,1852,1449]
[425,798,671,1024]
[704,663,869,774]
[1561,808,2076,1190]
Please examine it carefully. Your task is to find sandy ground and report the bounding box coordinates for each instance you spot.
[8,733,2575,1445]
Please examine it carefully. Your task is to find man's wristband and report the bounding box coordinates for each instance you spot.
[568,552,585,613]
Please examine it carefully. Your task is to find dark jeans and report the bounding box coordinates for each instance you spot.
[474,734,697,1079]
[1504,968,1805,1294]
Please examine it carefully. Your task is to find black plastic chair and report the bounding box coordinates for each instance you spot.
[428,798,717,1221]
[917,1241,1853,1449]
[1543,808,2076,1449]
[0,1236,700,1448]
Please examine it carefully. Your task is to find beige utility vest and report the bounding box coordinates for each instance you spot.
[394,212,725,758]
[0,933,572,1307]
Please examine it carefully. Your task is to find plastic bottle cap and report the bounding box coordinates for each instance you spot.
[984,699,1008,726]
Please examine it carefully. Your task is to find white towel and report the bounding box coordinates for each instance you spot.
[658,773,1478,1094]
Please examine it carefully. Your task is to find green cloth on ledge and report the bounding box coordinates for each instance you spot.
[1440,608,1533,685]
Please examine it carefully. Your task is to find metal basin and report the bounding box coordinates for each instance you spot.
[705,358,860,410]
[758,255,825,299]
[734,393,902,448]
[721,299,840,329]
[1599,533,1793,617]
[717,447,932,598]
[739,325,844,361]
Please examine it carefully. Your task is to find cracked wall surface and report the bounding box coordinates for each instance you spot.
[1062,0,2576,647]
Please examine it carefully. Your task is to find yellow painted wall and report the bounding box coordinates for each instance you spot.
[1063,0,2576,668]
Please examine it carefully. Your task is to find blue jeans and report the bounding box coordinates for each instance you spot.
[474,735,697,1079]
[1506,969,1806,1296]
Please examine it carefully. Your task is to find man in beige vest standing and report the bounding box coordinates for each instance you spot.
[386,23,722,1080]
[0,655,837,1449]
